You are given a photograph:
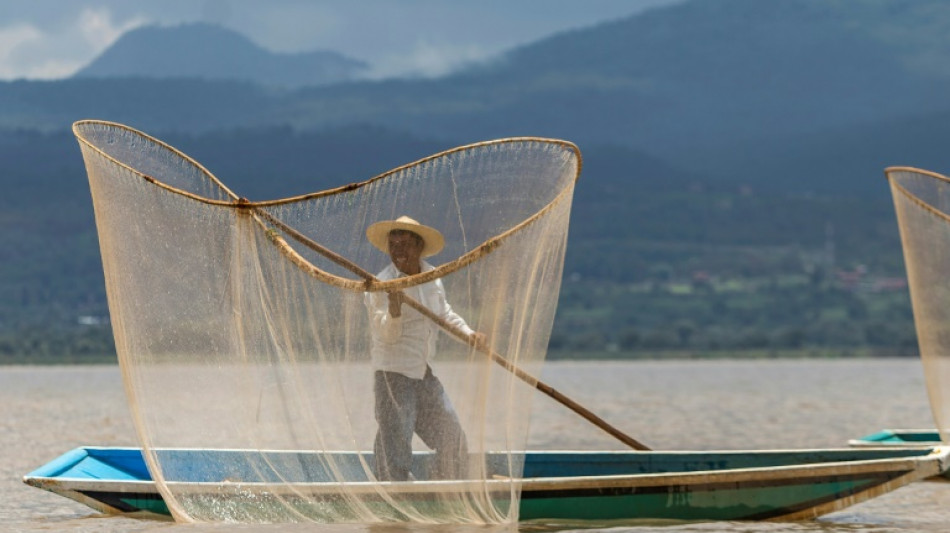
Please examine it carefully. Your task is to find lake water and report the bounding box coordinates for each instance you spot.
[4,359,950,532]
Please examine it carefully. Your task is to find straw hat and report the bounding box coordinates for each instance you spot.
[366,215,445,257]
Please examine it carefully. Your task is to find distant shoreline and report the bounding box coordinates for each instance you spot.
[0,348,919,365]
[0,354,118,365]
[548,348,919,360]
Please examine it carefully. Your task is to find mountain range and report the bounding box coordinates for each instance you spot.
[4,0,950,196]
[2,0,948,357]
[74,22,367,88]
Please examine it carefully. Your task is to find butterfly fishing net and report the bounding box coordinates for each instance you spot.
[887,167,950,443]
[73,120,580,524]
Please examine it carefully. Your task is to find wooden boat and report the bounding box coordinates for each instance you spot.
[849,430,950,481]
[850,429,943,447]
[23,445,950,523]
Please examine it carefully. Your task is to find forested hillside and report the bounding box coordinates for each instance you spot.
[0,126,913,361]
[5,0,948,361]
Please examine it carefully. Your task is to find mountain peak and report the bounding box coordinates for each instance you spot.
[73,22,368,88]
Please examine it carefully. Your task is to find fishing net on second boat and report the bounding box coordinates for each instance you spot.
[887,166,950,443]
[73,120,580,524]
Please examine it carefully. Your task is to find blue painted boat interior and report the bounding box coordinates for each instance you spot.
[26,447,938,484]
[27,448,151,482]
[859,430,941,444]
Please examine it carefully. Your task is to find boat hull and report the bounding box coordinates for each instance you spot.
[849,429,950,480]
[24,446,950,523]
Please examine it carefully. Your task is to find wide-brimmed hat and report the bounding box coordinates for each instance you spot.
[366,215,445,257]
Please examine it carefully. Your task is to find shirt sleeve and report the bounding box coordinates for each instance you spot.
[435,280,475,337]
[364,291,403,344]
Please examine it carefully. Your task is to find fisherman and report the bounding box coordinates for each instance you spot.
[364,215,486,481]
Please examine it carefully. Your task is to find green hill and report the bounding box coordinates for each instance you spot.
[0,125,913,361]
[6,0,949,360]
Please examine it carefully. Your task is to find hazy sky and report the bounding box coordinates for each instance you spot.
[0,0,682,81]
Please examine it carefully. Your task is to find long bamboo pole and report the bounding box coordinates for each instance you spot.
[254,208,651,451]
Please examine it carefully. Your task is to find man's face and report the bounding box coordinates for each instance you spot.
[388,231,424,274]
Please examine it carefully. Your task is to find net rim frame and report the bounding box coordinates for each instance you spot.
[885,165,950,446]
[885,165,950,224]
[73,119,582,292]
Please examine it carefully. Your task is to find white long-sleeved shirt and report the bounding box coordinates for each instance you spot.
[365,261,475,379]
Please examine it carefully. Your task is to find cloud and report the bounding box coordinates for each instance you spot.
[77,6,146,51]
[370,40,492,79]
[0,6,147,80]
[0,24,44,78]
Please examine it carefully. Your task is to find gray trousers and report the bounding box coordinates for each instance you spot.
[374,366,468,481]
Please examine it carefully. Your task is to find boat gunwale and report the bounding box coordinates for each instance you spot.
[24,446,949,496]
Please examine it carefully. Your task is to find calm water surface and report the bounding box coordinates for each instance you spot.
[4,359,949,532]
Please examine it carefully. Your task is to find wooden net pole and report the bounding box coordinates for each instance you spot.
[254,208,651,451]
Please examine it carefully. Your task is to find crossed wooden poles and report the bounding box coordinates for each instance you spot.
[253,207,650,451]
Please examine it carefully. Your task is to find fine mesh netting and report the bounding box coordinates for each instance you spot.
[887,167,950,442]
[73,120,580,524]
